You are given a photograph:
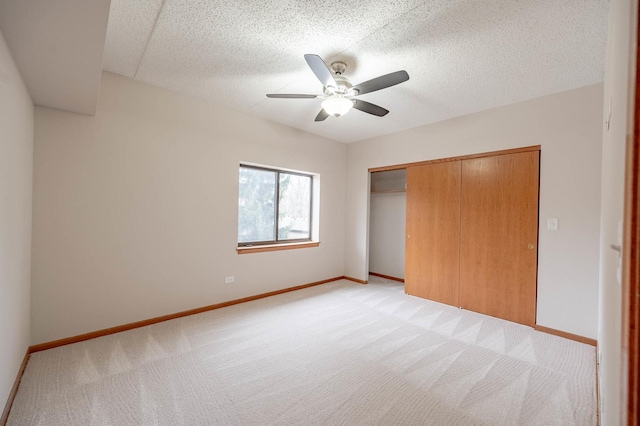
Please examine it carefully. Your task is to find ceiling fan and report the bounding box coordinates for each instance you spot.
[266,54,409,121]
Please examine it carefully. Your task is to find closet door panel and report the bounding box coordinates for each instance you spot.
[459,151,539,326]
[405,161,461,306]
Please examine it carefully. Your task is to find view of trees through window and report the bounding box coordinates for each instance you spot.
[238,165,312,245]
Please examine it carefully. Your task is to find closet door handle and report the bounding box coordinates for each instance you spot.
[527,244,535,249]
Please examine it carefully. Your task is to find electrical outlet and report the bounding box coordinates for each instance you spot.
[225,276,235,284]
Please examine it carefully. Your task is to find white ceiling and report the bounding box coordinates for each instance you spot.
[0,0,111,115]
[1,0,609,142]
[103,0,609,143]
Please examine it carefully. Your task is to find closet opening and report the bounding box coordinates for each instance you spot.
[368,168,406,283]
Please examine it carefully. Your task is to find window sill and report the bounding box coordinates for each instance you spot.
[237,241,320,254]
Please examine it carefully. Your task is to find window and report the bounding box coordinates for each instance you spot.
[238,164,313,246]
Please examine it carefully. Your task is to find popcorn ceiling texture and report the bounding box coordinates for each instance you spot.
[103,0,608,143]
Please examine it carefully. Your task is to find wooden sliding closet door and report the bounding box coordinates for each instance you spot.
[459,151,539,326]
[405,161,461,306]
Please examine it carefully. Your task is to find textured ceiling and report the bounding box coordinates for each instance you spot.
[0,0,110,115]
[103,0,609,143]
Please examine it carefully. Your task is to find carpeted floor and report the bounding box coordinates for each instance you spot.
[8,277,596,425]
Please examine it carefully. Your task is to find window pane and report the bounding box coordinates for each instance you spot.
[238,167,276,243]
[278,173,311,240]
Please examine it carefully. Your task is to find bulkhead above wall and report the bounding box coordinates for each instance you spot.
[0,0,110,115]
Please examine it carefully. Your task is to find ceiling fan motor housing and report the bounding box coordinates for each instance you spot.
[324,76,353,96]
[325,62,354,96]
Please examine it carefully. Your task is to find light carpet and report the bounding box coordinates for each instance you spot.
[8,277,596,425]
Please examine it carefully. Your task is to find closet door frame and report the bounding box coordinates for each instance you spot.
[368,146,541,173]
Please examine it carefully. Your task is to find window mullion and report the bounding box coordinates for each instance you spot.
[274,171,280,242]
[308,177,313,240]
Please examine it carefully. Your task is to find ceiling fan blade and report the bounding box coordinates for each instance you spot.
[304,54,337,88]
[315,109,329,121]
[352,70,409,96]
[266,94,319,99]
[353,99,389,117]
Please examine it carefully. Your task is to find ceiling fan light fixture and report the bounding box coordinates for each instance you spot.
[321,96,353,117]
[266,54,409,122]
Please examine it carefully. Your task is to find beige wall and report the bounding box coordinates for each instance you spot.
[0,30,33,408]
[346,84,603,339]
[31,72,347,344]
[598,0,636,424]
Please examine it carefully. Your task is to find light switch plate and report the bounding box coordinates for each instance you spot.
[547,218,559,231]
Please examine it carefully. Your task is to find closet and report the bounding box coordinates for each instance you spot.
[404,148,540,326]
